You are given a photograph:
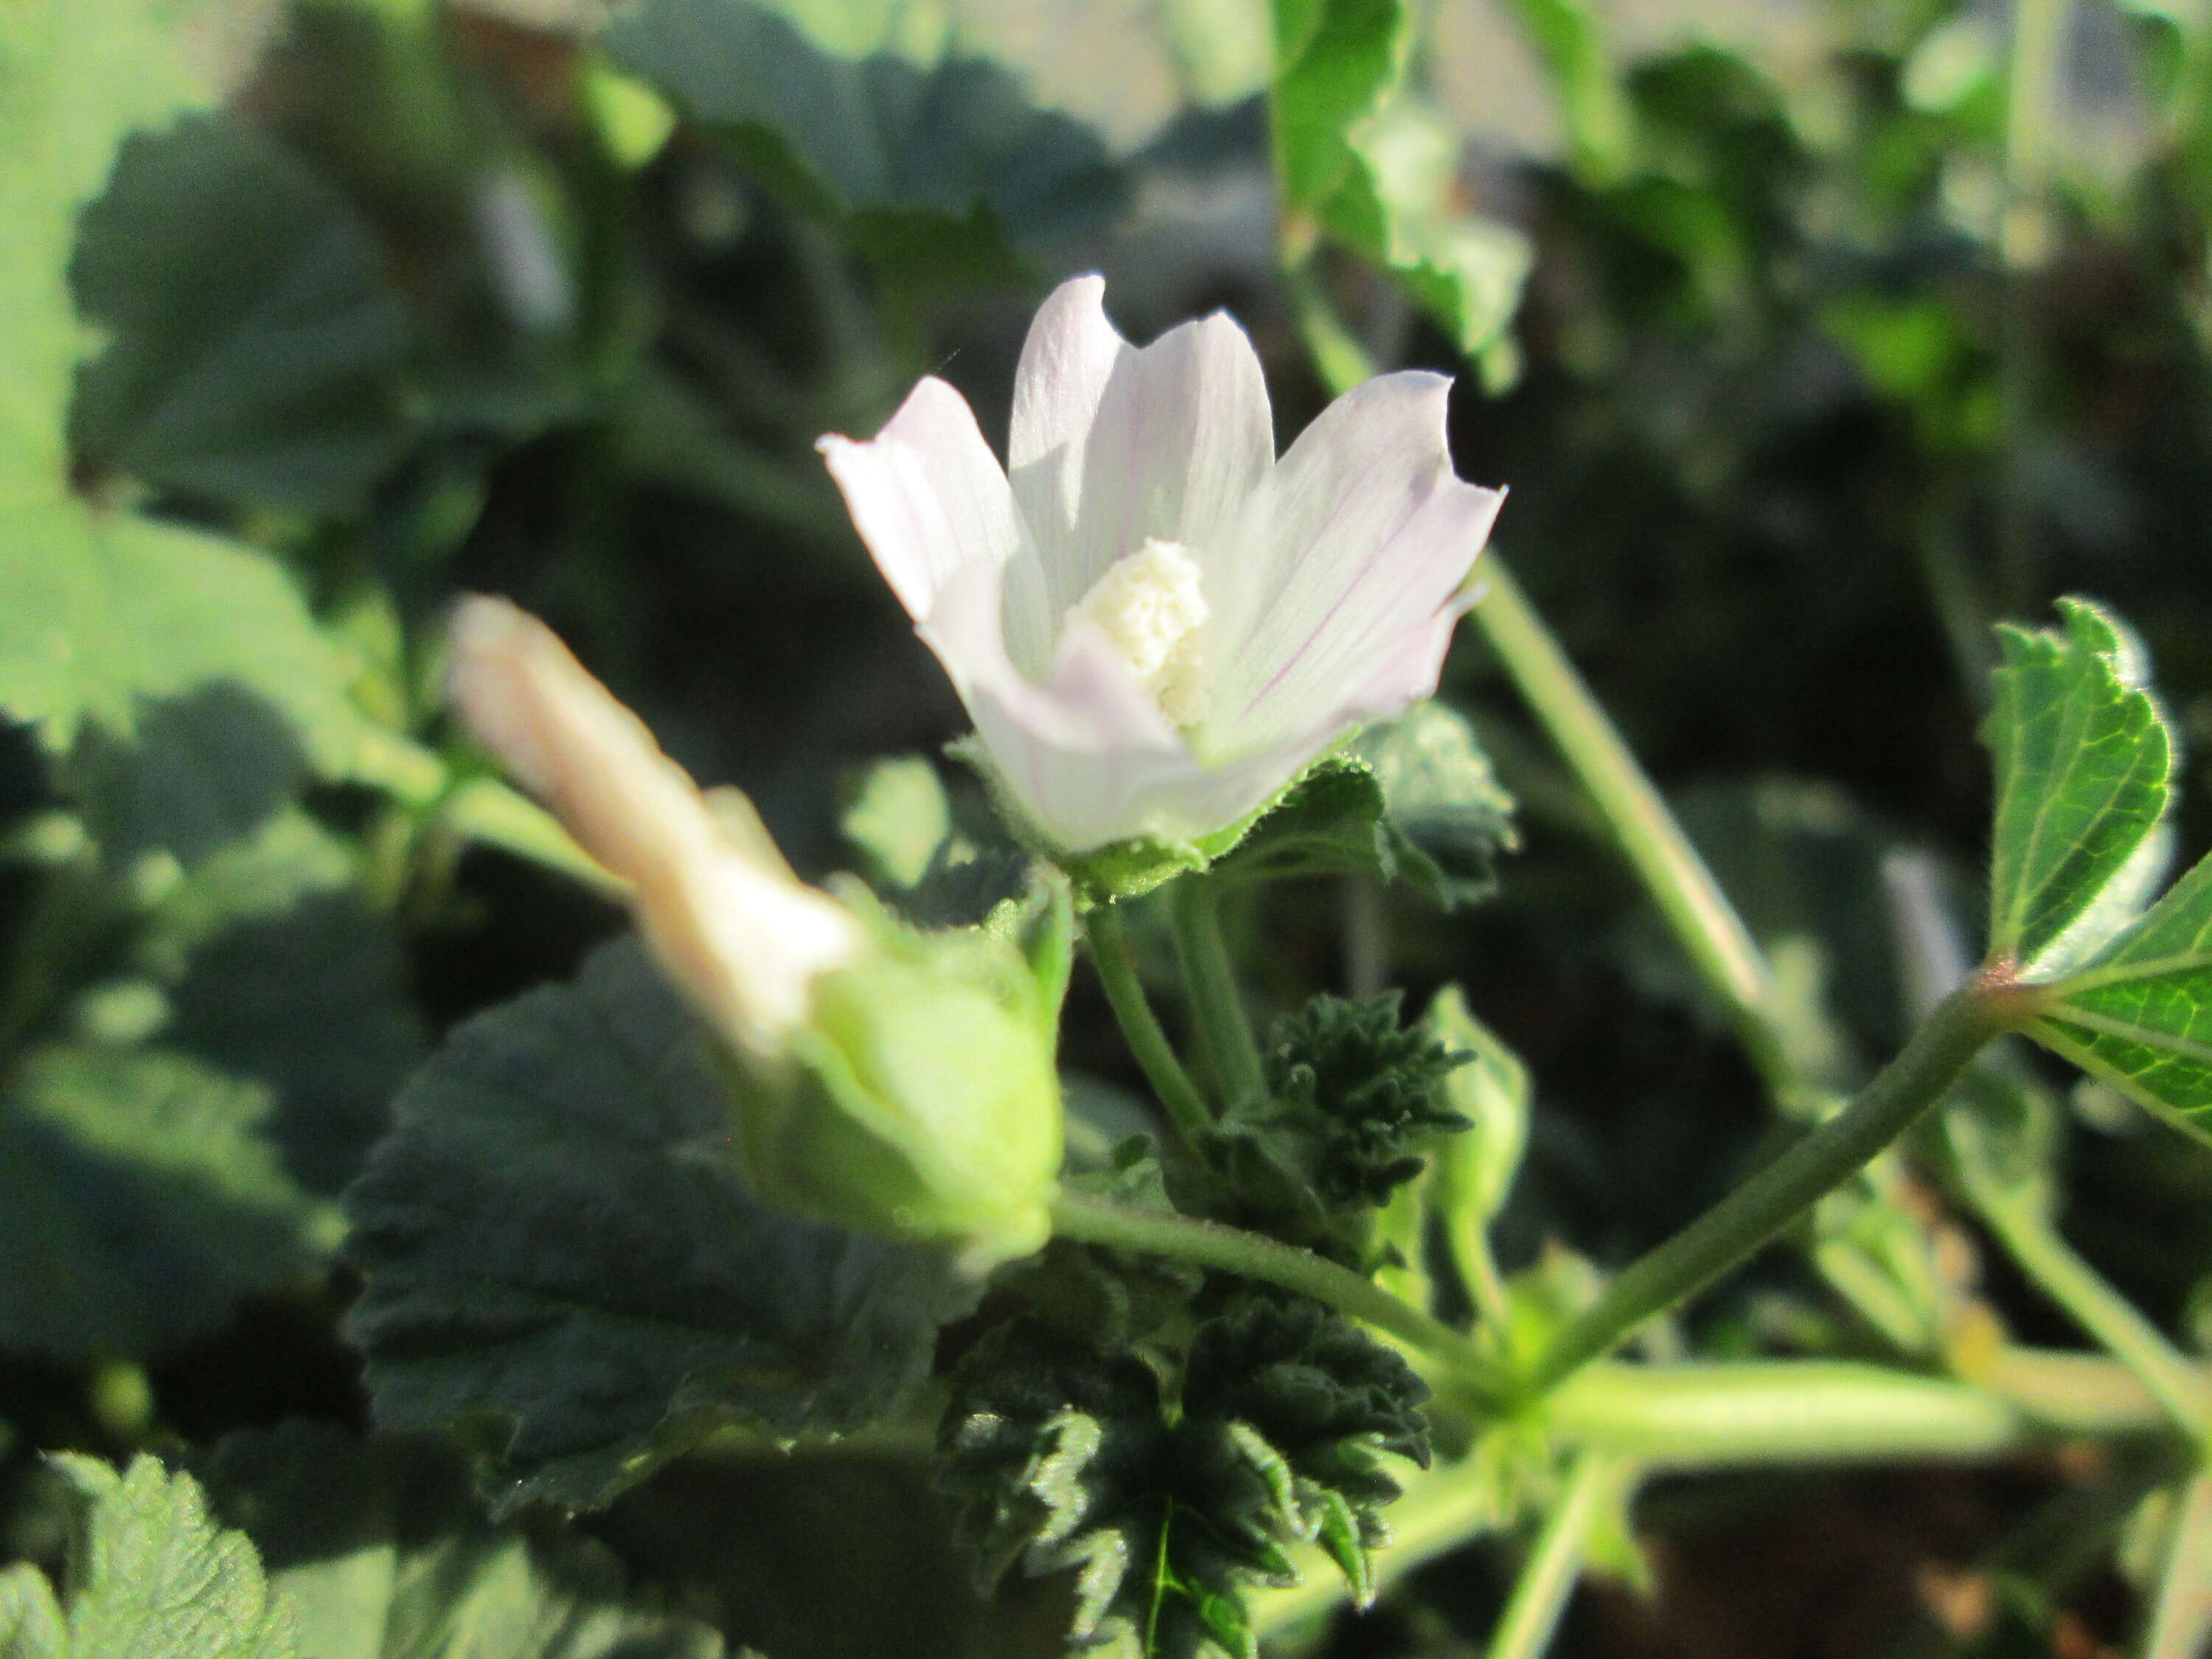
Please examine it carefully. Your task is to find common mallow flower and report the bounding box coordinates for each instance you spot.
[447,597,1064,1270]
[818,274,1505,860]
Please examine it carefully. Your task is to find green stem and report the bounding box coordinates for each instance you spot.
[1083,905,1214,1148]
[1526,984,2006,1394]
[1976,1198,2212,1451]
[1048,1189,1499,1388]
[1484,1452,1630,1659]
[1547,1360,2030,1466]
[2140,1469,2212,1659]
[1470,561,1794,1099]
[1253,1346,2173,1639]
[1168,879,1267,1108]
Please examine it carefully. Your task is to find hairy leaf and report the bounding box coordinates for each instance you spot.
[1217,703,1516,907]
[1197,993,1469,1262]
[44,1455,297,1659]
[1984,599,2171,977]
[193,1425,723,1659]
[72,114,410,515]
[2029,853,2212,1145]
[939,1300,1428,1658]
[344,937,983,1514]
[0,1045,329,1360]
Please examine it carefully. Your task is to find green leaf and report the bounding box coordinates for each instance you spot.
[604,0,1127,273]
[0,0,211,503]
[44,1454,297,1659]
[2028,853,2212,1146]
[0,1565,66,1659]
[0,505,366,776]
[0,5,369,778]
[343,936,984,1514]
[1984,599,2172,977]
[71,114,410,516]
[192,1425,723,1659]
[0,1045,329,1360]
[60,684,309,872]
[939,1300,1428,1658]
[1217,703,1517,907]
[1425,986,1528,1231]
[1270,0,1532,378]
[1488,0,1633,183]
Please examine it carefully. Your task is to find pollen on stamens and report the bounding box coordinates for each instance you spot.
[1065,538,1211,728]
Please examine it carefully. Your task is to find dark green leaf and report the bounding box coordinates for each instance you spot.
[605,0,1127,272]
[193,1425,723,1659]
[0,1045,328,1360]
[343,937,984,1514]
[939,1299,1427,1658]
[44,1454,297,1659]
[71,114,410,516]
[60,685,308,872]
[1217,703,1516,907]
[1984,599,2171,978]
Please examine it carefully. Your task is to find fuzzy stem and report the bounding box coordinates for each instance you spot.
[1526,984,2008,1394]
[1048,1189,1500,1388]
[1976,1197,2212,1452]
[1469,562,1795,1099]
[2140,1469,2212,1659]
[1083,905,1214,1148]
[1484,1452,1630,1659]
[1168,878,1268,1109]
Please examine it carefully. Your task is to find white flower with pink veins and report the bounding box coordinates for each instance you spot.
[818,274,1506,855]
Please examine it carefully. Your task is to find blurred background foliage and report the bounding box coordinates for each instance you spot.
[7,0,2212,1654]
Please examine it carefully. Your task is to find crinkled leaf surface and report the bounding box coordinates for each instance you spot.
[604,0,1127,268]
[1270,0,1531,374]
[939,1301,1427,1659]
[344,937,984,1514]
[0,1045,330,1360]
[193,1425,723,1659]
[1984,599,2171,978]
[1217,703,1516,906]
[43,1454,297,1659]
[71,114,410,516]
[2029,853,2212,1146]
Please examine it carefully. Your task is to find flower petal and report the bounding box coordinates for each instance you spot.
[921,560,1331,852]
[446,595,856,1058]
[1008,275,1273,624]
[818,375,1020,625]
[1201,372,1503,756]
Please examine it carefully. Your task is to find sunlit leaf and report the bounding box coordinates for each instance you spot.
[343,937,984,1514]
[2028,854,2212,1146]
[194,1425,724,1659]
[1983,599,2171,976]
[1270,0,1532,380]
[41,1455,297,1659]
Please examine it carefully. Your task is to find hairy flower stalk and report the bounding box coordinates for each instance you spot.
[446,595,1064,1270]
[819,274,1506,859]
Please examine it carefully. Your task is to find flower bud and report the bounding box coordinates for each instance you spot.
[446,595,1062,1267]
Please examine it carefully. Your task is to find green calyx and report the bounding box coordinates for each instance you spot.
[728,877,1073,1273]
